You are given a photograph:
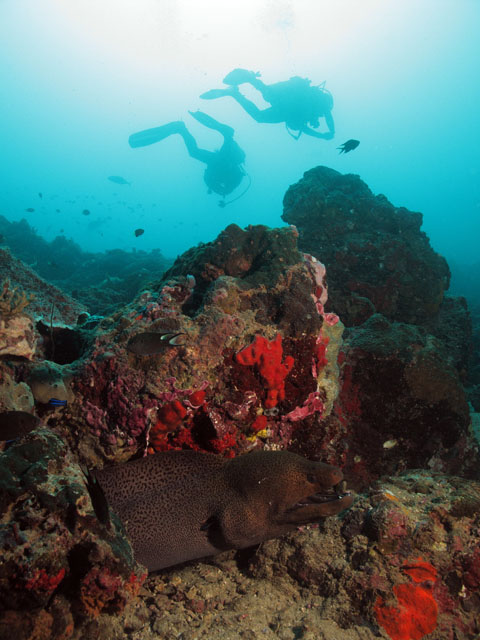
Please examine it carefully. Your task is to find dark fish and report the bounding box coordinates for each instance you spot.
[126,331,184,356]
[134,228,144,237]
[337,139,360,154]
[82,209,90,216]
[108,175,130,185]
[25,207,35,212]
[38,192,43,199]
[56,209,61,213]
[0,411,42,441]
[81,466,111,529]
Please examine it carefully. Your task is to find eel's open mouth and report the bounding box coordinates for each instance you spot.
[294,480,351,507]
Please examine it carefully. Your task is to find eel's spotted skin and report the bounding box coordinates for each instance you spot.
[95,449,353,571]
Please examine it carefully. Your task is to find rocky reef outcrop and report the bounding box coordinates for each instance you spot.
[282,166,477,486]
[282,166,450,327]
[61,224,344,467]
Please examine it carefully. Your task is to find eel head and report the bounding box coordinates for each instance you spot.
[279,458,353,524]
[227,450,353,532]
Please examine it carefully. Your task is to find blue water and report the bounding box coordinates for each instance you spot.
[1,0,479,271]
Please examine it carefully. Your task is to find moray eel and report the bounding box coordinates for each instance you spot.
[95,450,353,572]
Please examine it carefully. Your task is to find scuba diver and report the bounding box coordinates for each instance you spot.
[128,111,249,207]
[201,68,335,141]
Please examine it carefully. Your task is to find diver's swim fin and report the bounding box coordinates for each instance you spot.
[188,110,234,137]
[199,88,233,100]
[223,68,261,85]
[128,121,185,148]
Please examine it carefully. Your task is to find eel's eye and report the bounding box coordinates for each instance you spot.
[307,473,316,484]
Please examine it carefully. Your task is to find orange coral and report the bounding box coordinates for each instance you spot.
[375,557,438,640]
[236,334,294,408]
[375,584,438,640]
[402,558,438,583]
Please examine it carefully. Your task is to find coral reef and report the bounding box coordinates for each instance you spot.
[62,224,341,464]
[0,215,172,315]
[0,428,145,639]
[0,167,478,638]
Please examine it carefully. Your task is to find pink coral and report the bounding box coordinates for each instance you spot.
[284,391,325,422]
[304,253,339,325]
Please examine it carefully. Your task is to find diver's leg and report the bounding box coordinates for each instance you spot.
[129,120,213,163]
[244,76,269,96]
[229,93,282,124]
[200,87,282,123]
[128,121,186,148]
[188,111,234,139]
[177,125,213,164]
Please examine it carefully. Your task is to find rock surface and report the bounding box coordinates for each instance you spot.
[282,166,450,326]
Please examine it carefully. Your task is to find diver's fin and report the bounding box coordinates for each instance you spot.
[199,88,233,100]
[188,110,221,128]
[223,68,261,85]
[188,111,234,137]
[128,122,185,148]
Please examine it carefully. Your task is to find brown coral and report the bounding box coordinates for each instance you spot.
[0,279,34,318]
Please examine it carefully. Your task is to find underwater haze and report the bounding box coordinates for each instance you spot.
[1,0,479,269]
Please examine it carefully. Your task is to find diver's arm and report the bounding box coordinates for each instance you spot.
[301,126,334,140]
[302,111,335,140]
[324,111,335,137]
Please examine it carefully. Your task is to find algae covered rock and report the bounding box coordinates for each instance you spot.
[0,428,146,639]
[68,224,343,466]
[282,166,450,326]
[247,470,480,640]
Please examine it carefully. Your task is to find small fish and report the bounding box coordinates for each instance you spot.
[56,209,61,213]
[38,192,43,199]
[108,175,130,185]
[25,207,35,212]
[337,139,360,154]
[126,331,185,356]
[0,411,42,441]
[134,228,144,237]
[48,398,67,406]
[82,209,90,216]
